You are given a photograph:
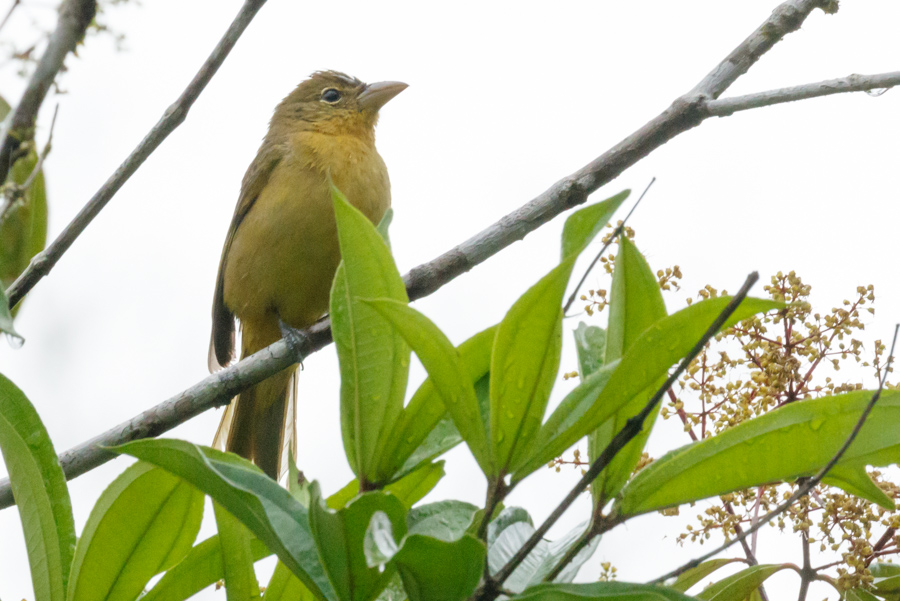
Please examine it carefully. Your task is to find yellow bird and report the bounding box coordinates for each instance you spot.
[209,71,407,479]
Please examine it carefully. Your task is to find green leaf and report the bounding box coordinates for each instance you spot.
[328,438,449,512]
[375,208,394,247]
[602,237,667,363]
[214,502,261,600]
[328,461,447,511]
[394,535,485,601]
[327,480,363,511]
[114,438,334,601]
[491,257,573,474]
[0,374,75,601]
[407,501,480,541]
[309,483,407,601]
[488,518,598,593]
[487,507,533,548]
[573,323,605,378]
[264,561,318,601]
[845,588,883,601]
[871,563,900,577]
[288,451,311,506]
[513,582,699,600]
[617,390,900,517]
[560,190,629,260]
[512,296,783,480]
[361,512,485,601]
[384,325,497,481]
[330,185,410,484]
[142,535,271,601]
[265,468,421,601]
[384,460,445,508]
[67,462,203,601]
[363,299,493,476]
[0,95,48,320]
[667,559,743,593]
[510,360,617,480]
[695,565,788,601]
[589,236,667,505]
[373,575,405,601]
[872,562,900,593]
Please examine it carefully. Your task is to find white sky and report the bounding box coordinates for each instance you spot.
[0,1,898,599]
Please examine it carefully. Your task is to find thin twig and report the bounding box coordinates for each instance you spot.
[751,486,764,555]
[725,502,761,566]
[562,177,655,315]
[651,323,900,585]
[707,71,900,117]
[0,0,95,186]
[866,527,896,567]
[0,0,22,36]
[798,530,812,601]
[4,0,268,309]
[0,104,57,229]
[486,273,760,593]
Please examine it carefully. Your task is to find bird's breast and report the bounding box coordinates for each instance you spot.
[223,132,391,329]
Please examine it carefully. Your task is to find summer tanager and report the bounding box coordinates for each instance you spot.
[209,71,407,479]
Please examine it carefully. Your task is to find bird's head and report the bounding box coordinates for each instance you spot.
[272,71,407,139]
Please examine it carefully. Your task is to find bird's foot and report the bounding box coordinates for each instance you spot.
[278,319,309,370]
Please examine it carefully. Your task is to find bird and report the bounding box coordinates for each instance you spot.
[209,71,407,480]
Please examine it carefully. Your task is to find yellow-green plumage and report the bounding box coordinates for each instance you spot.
[210,71,406,479]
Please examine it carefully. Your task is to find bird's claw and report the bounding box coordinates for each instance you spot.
[278,319,309,370]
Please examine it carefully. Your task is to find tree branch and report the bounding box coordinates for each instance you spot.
[707,71,900,117]
[688,0,829,100]
[651,324,900,585]
[0,0,844,511]
[4,0,268,309]
[0,0,96,186]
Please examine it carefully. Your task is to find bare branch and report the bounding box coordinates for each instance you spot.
[480,274,760,597]
[708,71,900,117]
[689,0,827,99]
[0,0,837,511]
[0,0,96,185]
[651,323,900,585]
[4,0,268,309]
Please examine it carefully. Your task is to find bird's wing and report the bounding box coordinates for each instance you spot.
[208,143,283,372]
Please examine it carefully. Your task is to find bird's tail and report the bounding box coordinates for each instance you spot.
[213,316,297,480]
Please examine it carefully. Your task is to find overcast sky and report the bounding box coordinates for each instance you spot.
[0,1,898,599]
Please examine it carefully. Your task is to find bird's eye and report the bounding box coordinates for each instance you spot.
[321,88,342,104]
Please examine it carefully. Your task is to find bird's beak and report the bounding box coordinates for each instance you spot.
[358,81,408,112]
